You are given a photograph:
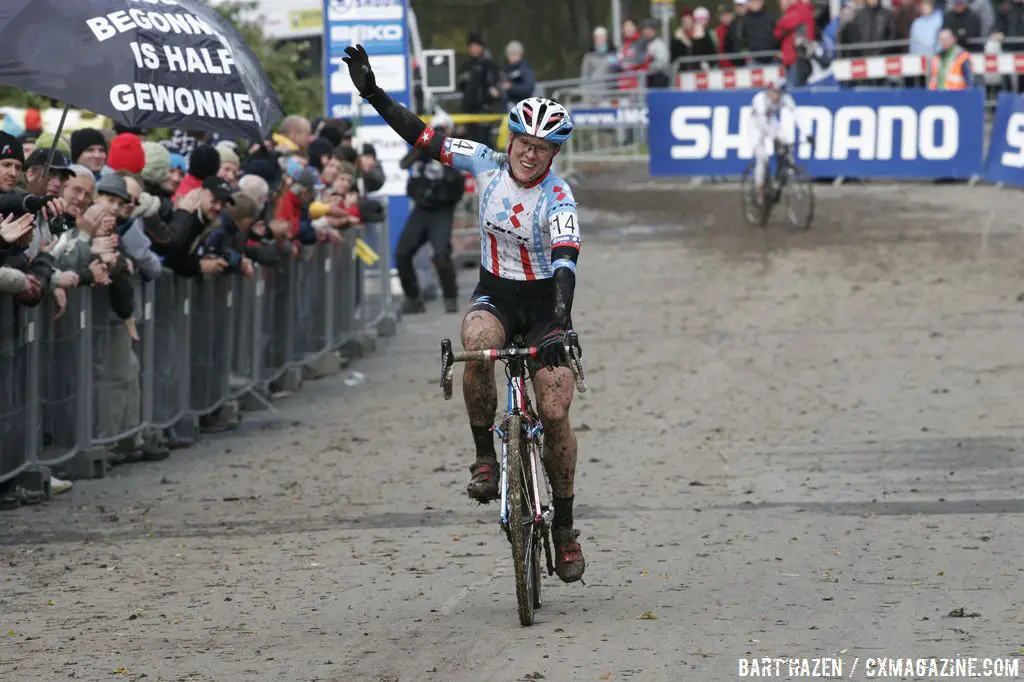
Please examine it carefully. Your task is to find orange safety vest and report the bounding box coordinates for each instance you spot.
[928,49,970,90]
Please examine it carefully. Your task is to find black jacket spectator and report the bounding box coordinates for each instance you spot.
[457,35,501,114]
[401,148,465,210]
[503,59,536,104]
[739,6,780,61]
[999,0,1024,51]
[838,17,864,55]
[854,1,899,54]
[944,5,983,49]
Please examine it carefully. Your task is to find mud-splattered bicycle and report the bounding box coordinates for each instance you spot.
[440,333,586,626]
[742,139,815,231]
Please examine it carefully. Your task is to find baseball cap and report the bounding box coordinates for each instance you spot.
[25,148,73,174]
[202,176,236,205]
[96,173,130,202]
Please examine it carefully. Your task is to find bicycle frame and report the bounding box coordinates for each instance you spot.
[440,338,587,532]
[493,355,547,528]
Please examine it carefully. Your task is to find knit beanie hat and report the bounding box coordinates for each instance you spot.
[308,137,335,171]
[23,109,42,135]
[35,133,71,158]
[141,141,170,187]
[106,133,146,174]
[70,127,107,164]
[168,153,187,172]
[216,143,240,167]
[319,125,343,148]
[188,144,220,180]
[0,132,24,165]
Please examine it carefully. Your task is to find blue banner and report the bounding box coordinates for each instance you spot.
[323,0,410,123]
[648,89,985,179]
[983,92,1024,186]
[323,0,411,267]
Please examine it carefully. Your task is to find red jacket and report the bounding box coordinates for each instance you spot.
[618,35,644,91]
[274,189,302,239]
[172,173,203,202]
[774,1,816,67]
[715,23,734,68]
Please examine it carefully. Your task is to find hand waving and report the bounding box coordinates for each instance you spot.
[342,44,377,97]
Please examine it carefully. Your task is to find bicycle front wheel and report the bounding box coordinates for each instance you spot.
[782,165,814,231]
[505,414,536,626]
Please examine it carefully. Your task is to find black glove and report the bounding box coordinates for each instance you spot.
[342,44,377,97]
[537,324,568,371]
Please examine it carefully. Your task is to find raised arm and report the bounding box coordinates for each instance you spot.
[343,44,504,176]
[343,45,445,160]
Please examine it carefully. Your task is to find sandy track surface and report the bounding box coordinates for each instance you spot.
[3,172,1024,681]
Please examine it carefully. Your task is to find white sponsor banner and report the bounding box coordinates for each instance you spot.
[327,0,403,22]
[328,55,407,95]
[355,124,410,196]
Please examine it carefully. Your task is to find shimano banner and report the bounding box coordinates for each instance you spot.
[648,89,984,178]
[983,93,1024,186]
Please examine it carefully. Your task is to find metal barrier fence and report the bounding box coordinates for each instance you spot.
[0,222,395,501]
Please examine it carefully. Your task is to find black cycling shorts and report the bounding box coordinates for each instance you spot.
[468,267,572,357]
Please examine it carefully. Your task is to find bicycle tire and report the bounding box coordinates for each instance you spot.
[523,439,543,610]
[506,413,535,626]
[783,164,815,231]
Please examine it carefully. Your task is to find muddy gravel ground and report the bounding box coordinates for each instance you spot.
[4,166,1024,682]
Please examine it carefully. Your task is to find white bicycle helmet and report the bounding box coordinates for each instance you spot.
[508,97,574,145]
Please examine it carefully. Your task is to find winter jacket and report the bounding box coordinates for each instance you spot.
[740,9,779,59]
[999,0,1024,50]
[854,5,899,53]
[581,43,619,81]
[118,217,163,282]
[207,213,281,270]
[910,10,944,54]
[457,52,501,113]
[401,149,466,210]
[51,229,98,286]
[944,8,983,49]
[716,22,738,66]
[503,60,536,104]
[171,172,203,202]
[972,0,997,37]
[776,0,817,66]
[156,209,216,278]
[274,190,318,246]
[0,266,26,293]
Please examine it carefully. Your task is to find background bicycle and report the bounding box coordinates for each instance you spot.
[741,139,815,231]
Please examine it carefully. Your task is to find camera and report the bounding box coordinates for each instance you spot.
[49,212,76,238]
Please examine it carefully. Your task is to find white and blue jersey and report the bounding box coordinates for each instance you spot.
[437,136,580,282]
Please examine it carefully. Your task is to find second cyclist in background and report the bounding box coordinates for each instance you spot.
[749,79,797,206]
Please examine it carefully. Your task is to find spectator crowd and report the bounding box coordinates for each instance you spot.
[580,0,1024,88]
[0,111,389,505]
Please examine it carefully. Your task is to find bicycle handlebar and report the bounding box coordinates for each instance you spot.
[440,338,587,400]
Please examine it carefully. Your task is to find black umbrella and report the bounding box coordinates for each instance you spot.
[0,0,284,149]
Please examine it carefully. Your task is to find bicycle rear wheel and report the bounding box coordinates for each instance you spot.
[741,165,770,227]
[782,164,814,231]
[505,413,536,626]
